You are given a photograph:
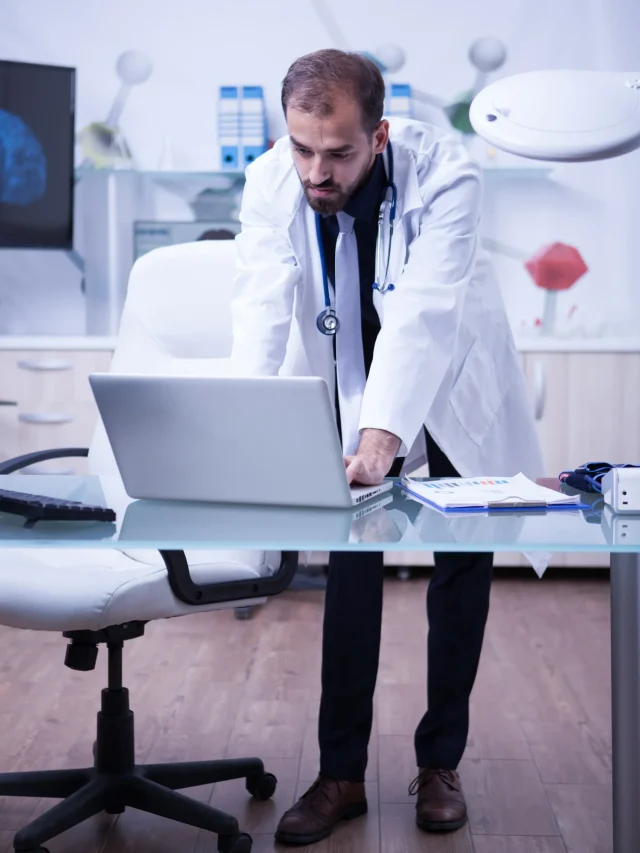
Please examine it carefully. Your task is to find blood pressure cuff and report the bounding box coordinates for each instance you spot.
[559,462,640,494]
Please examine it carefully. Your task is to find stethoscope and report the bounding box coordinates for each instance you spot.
[315,141,398,336]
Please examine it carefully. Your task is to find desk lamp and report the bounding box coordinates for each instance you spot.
[469,69,640,161]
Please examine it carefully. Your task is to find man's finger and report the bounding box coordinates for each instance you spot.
[345,458,361,484]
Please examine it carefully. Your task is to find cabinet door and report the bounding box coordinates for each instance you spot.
[0,349,113,473]
[524,352,640,474]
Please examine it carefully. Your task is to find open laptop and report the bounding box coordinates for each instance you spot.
[88,374,394,509]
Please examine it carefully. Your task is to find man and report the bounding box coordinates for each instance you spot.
[230,49,543,845]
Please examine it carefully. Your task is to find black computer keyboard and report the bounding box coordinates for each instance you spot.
[0,488,116,522]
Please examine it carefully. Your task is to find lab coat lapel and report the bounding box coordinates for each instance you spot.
[372,142,424,320]
[287,197,335,388]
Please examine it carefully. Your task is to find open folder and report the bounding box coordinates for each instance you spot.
[399,472,588,513]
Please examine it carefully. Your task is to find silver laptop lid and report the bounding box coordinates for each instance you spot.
[90,374,356,508]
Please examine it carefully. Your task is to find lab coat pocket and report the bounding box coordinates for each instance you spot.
[449,338,508,446]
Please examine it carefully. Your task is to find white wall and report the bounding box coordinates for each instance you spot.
[0,0,638,336]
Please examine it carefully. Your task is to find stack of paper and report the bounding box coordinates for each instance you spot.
[399,473,583,513]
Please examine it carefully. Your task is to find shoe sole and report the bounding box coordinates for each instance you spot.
[416,814,468,833]
[274,800,368,846]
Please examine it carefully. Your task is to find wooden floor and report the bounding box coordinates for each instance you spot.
[0,575,612,853]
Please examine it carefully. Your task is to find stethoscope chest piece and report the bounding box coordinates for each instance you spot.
[316,308,340,335]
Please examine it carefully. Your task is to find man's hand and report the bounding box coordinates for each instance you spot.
[345,428,401,486]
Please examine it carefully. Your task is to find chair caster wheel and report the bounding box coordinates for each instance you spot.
[246,771,277,800]
[218,832,252,853]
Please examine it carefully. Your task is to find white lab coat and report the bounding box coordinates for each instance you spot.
[230,117,544,480]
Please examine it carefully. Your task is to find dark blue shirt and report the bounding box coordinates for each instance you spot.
[318,153,386,375]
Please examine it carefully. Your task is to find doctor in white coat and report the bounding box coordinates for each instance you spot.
[230,49,543,845]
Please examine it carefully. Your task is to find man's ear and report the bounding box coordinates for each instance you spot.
[373,120,390,155]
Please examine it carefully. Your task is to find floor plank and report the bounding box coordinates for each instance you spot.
[545,783,612,853]
[460,758,560,837]
[465,700,533,761]
[520,720,611,785]
[472,837,567,853]
[225,687,311,761]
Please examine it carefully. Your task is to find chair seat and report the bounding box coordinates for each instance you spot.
[0,548,279,632]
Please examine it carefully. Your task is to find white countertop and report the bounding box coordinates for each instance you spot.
[0,335,639,353]
[0,336,118,351]
[514,337,640,353]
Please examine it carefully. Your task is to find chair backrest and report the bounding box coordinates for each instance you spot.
[89,239,239,476]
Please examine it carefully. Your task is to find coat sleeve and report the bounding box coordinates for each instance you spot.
[229,162,301,375]
[358,155,483,455]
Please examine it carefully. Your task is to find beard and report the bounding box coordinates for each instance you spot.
[301,154,374,216]
[303,183,347,215]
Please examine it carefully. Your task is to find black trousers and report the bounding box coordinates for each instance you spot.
[318,430,493,781]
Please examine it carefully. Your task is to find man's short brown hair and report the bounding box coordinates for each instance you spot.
[281,49,385,135]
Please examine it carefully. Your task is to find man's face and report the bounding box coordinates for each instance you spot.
[287,94,388,215]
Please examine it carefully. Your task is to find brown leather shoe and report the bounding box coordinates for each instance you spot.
[275,777,367,845]
[410,768,467,832]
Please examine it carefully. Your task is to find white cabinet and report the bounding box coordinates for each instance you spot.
[518,351,640,569]
[0,349,113,475]
[522,352,640,474]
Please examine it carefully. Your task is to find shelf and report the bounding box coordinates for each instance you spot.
[76,165,553,183]
[76,168,246,195]
[514,336,640,353]
[0,336,118,351]
[1,335,639,354]
[482,166,554,180]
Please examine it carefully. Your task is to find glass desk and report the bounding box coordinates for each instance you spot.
[0,474,637,853]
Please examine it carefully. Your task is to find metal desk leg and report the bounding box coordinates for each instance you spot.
[610,552,640,853]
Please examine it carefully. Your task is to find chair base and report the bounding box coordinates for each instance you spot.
[0,637,274,853]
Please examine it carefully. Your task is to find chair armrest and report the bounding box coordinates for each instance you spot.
[0,447,89,474]
[159,549,298,606]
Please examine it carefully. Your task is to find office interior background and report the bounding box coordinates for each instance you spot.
[0,1,638,851]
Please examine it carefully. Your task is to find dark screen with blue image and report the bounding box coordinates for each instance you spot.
[0,60,75,249]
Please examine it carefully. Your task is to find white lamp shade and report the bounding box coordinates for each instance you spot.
[470,69,640,162]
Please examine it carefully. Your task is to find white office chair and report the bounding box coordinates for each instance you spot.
[0,240,298,853]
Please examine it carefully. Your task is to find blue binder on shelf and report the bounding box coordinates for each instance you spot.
[218,85,268,171]
[385,83,413,118]
[218,86,240,171]
[240,85,268,168]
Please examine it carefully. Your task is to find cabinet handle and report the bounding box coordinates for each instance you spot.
[532,360,546,420]
[17,359,73,372]
[18,412,75,425]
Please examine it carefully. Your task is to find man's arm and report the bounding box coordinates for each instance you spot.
[355,155,483,477]
[230,162,301,376]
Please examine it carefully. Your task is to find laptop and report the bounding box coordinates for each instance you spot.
[89,374,394,509]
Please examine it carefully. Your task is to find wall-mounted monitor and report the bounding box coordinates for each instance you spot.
[0,59,75,249]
